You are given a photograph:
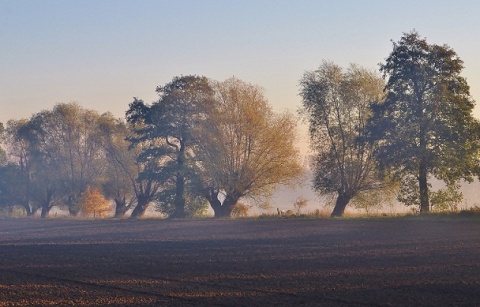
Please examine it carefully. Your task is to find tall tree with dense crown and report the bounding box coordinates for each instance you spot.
[27,103,108,216]
[367,31,480,213]
[126,75,215,218]
[200,77,303,218]
[300,61,387,217]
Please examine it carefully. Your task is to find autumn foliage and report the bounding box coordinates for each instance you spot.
[80,186,112,217]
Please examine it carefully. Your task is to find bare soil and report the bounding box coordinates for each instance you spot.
[0,217,479,306]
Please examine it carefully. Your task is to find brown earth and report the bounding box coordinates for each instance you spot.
[0,217,479,306]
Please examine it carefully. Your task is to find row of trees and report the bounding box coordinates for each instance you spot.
[1,30,478,218]
[300,31,480,216]
[0,77,302,218]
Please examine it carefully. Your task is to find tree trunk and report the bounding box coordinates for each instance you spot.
[204,189,239,218]
[114,198,128,218]
[23,203,34,216]
[40,202,50,218]
[67,195,80,216]
[171,175,185,218]
[130,196,149,218]
[171,142,186,219]
[212,193,240,218]
[205,189,222,217]
[331,191,354,217]
[213,203,233,218]
[418,158,430,213]
[40,189,54,218]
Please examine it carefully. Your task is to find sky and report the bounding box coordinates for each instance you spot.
[1,0,480,211]
[2,1,480,129]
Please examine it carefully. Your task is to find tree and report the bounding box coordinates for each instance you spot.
[99,113,166,219]
[299,61,387,217]
[27,103,108,216]
[367,31,480,213]
[126,75,215,218]
[0,120,38,215]
[293,197,308,215]
[98,116,138,217]
[352,181,399,215]
[200,77,303,218]
[80,186,112,217]
[154,191,209,218]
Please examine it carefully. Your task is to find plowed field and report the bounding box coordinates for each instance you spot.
[0,218,479,306]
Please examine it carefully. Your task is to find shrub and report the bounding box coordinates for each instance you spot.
[80,186,112,218]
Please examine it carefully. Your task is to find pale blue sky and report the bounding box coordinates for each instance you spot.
[1,0,480,138]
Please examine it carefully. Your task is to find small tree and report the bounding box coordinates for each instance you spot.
[352,181,399,216]
[80,186,112,217]
[430,184,463,212]
[293,197,308,215]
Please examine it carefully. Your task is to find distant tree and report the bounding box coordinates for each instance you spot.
[367,31,480,213]
[299,61,388,217]
[27,103,108,216]
[126,75,215,218]
[0,120,38,215]
[0,164,20,213]
[99,113,166,218]
[201,77,303,218]
[80,186,112,217]
[98,116,138,217]
[293,197,308,215]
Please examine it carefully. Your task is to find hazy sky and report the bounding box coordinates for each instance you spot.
[2,0,480,152]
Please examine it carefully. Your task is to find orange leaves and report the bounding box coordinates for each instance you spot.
[80,186,112,218]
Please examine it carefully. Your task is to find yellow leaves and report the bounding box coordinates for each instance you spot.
[204,77,303,197]
[80,186,112,218]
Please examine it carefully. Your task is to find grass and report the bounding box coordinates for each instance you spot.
[2,204,480,220]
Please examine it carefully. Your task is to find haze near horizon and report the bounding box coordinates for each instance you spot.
[2,0,480,212]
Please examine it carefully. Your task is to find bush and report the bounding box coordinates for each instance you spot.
[80,186,112,218]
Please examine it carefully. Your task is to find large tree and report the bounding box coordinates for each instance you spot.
[98,115,163,218]
[200,77,303,218]
[299,61,387,217]
[367,31,480,213]
[126,75,215,218]
[0,120,38,215]
[27,103,108,216]
[98,116,136,217]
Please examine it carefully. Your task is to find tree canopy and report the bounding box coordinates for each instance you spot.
[299,61,387,217]
[2,33,479,218]
[367,31,480,213]
[200,77,303,217]
[126,75,215,218]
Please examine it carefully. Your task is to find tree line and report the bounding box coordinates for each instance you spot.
[1,30,479,218]
[0,77,302,218]
[300,31,479,216]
